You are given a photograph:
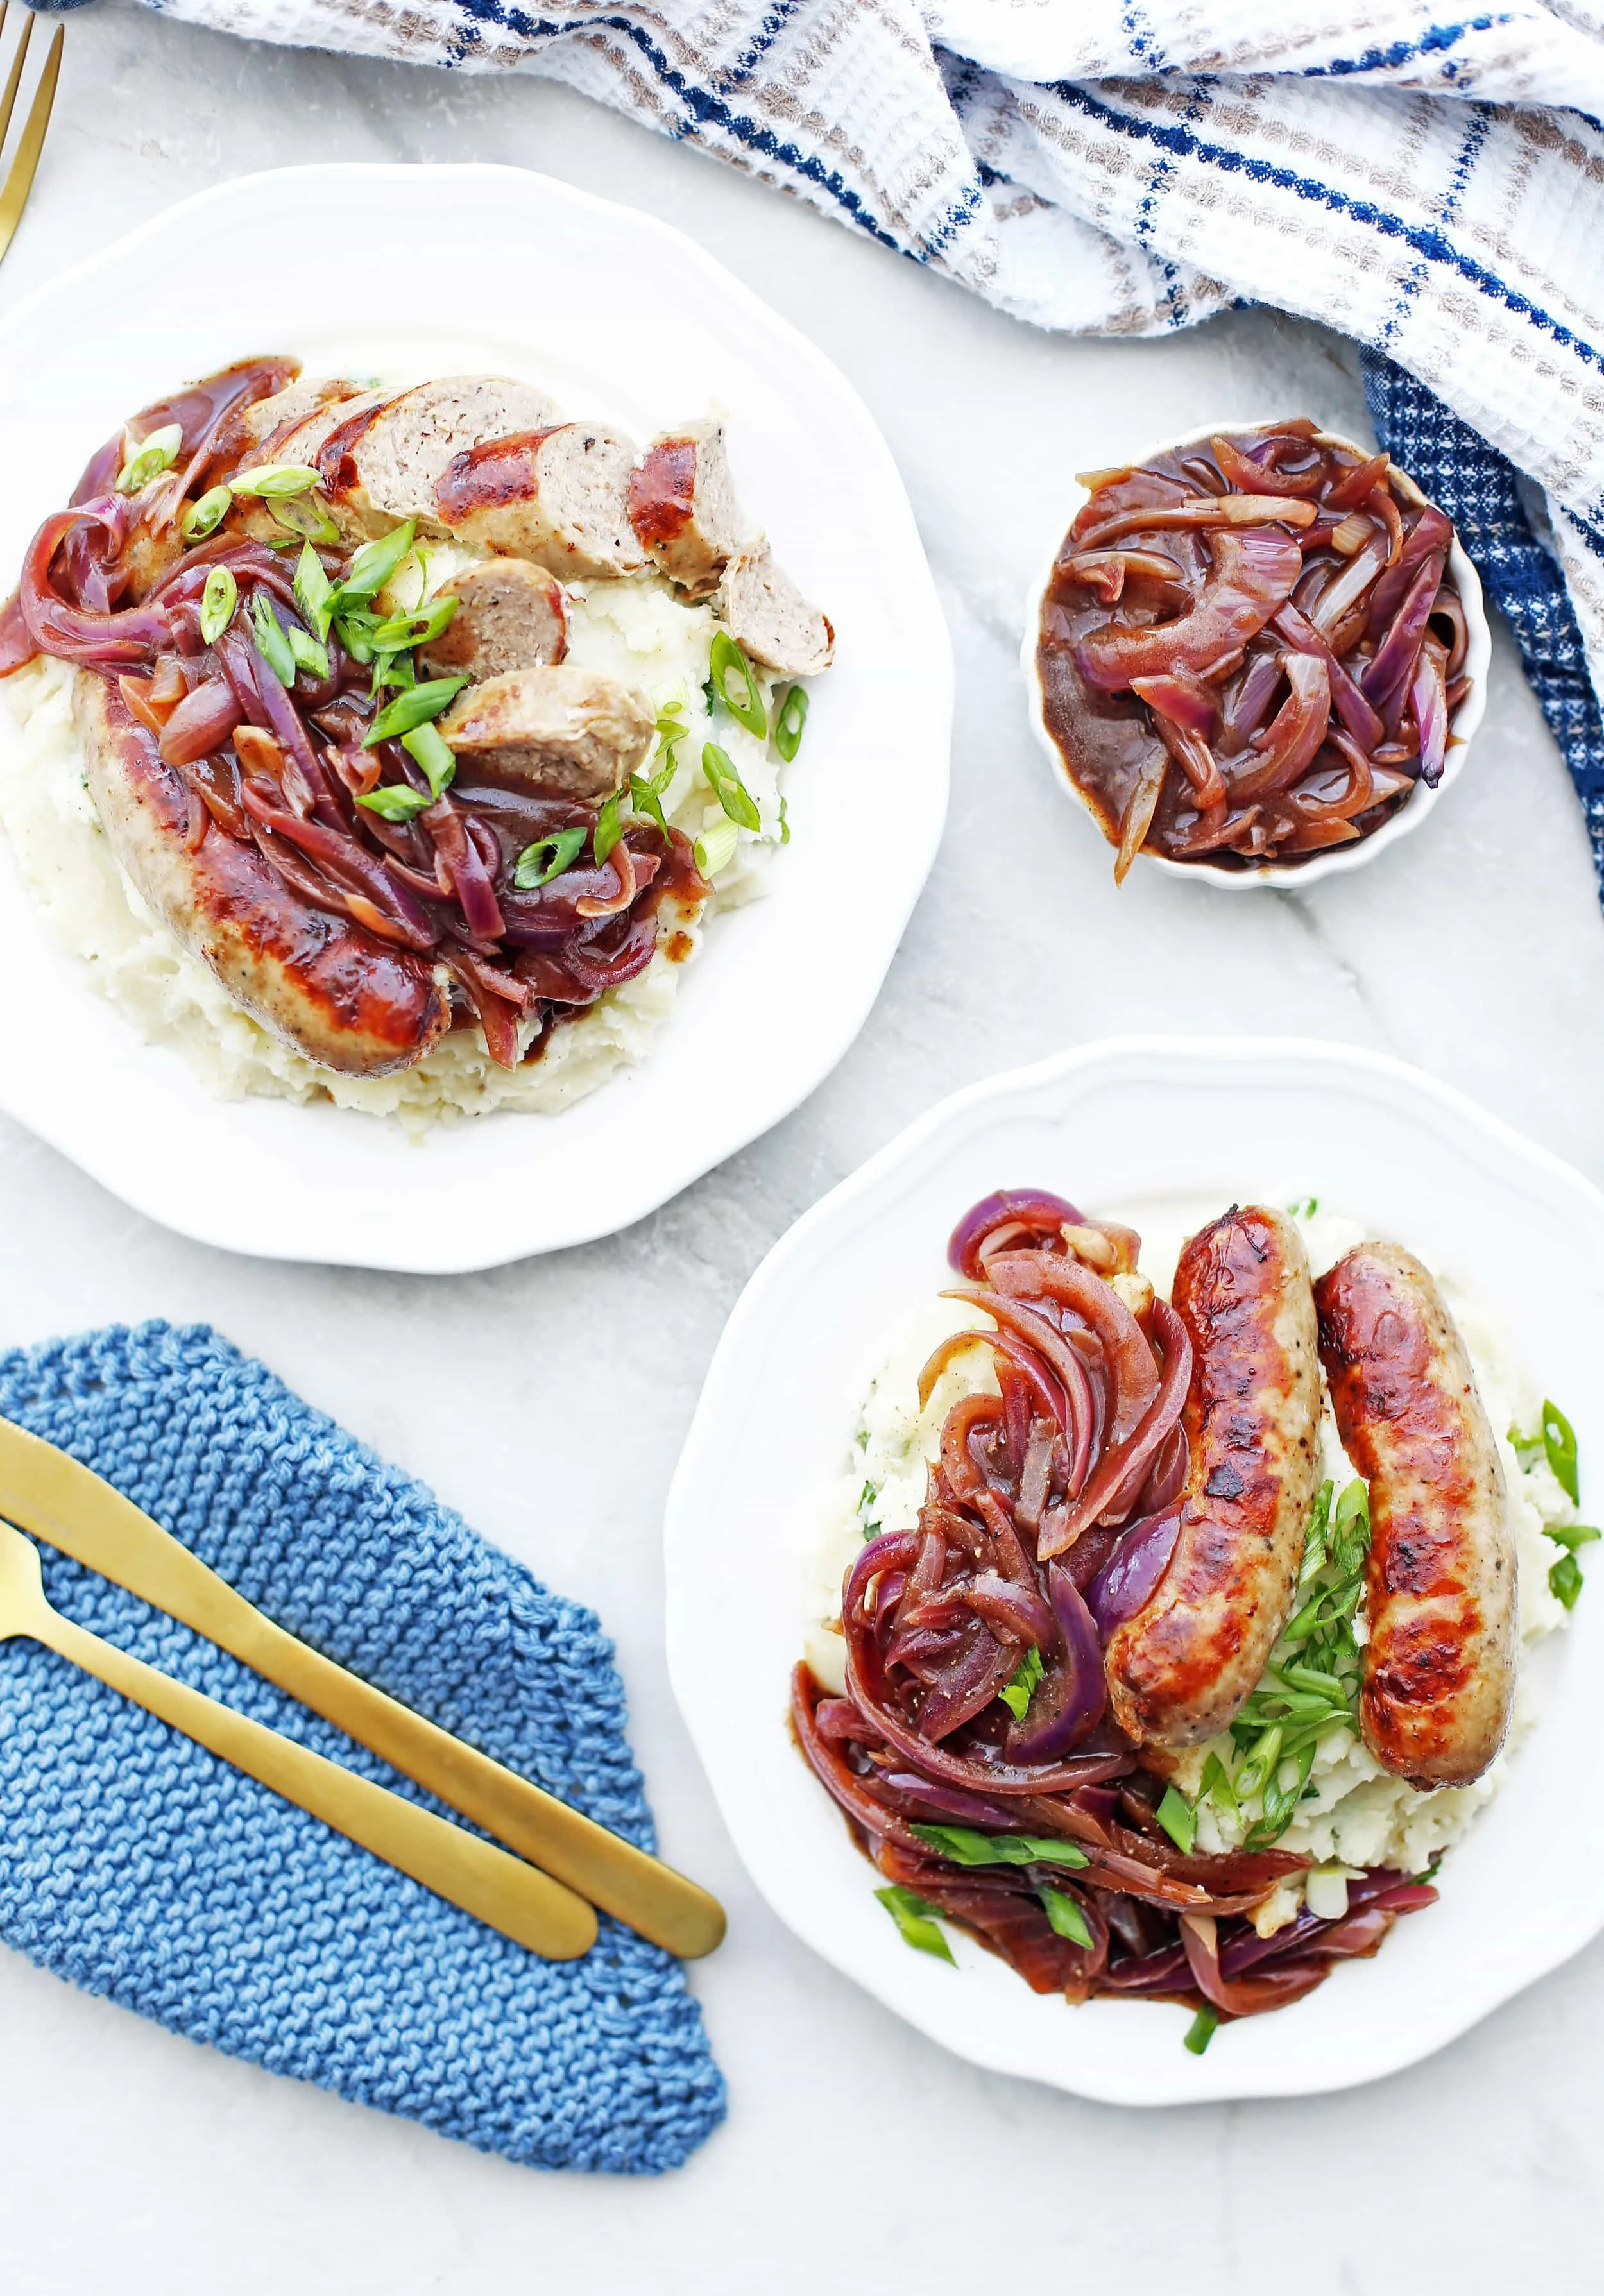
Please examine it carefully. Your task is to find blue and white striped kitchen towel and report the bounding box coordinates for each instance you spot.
[40,0,1604,880]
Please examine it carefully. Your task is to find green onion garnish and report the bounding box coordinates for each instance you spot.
[115,424,184,495]
[364,676,468,749]
[182,485,234,541]
[401,721,455,801]
[1286,1195,1318,1218]
[228,463,321,501]
[371,597,459,651]
[293,543,335,642]
[289,626,330,683]
[708,629,768,739]
[1156,1784,1197,1854]
[1038,1886,1093,1948]
[694,817,740,876]
[628,750,678,840]
[998,1644,1044,1722]
[337,518,418,606]
[593,793,624,867]
[701,742,760,831]
[1183,2004,1220,2055]
[371,650,416,697]
[199,566,237,648]
[249,591,297,688]
[1198,1751,1238,1819]
[357,783,434,822]
[873,1885,954,1964]
[1543,1400,1580,1503]
[514,826,587,890]
[778,793,790,846]
[773,682,808,761]
[1548,1523,1601,1610]
[335,608,381,666]
[909,1825,1089,1870]
[271,494,340,546]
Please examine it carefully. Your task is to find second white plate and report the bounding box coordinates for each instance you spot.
[0,164,950,1270]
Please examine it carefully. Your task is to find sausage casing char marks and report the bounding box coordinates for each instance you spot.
[77,674,448,1077]
[1316,1244,1515,1787]
[1105,1206,1322,1746]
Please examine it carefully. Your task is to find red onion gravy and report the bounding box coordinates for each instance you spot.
[1035,423,1470,878]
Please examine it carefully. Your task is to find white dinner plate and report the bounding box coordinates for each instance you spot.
[0,165,950,1271]
[665,1038,1604,2104]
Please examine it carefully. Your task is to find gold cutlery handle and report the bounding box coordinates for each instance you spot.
[37,1608,598,1961]
[0,1418,724,1958]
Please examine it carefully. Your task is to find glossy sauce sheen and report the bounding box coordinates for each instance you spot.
[1105,1205,1322,1746]
[77,674,450,1077]
[1316,1244,1516,1788]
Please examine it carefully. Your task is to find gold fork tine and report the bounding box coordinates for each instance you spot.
[0,18,60,268]
[0,6,34,153]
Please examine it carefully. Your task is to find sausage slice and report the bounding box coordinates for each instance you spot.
[75,671,449,1078]
[717,540,833,676]
[230,389,393,545]
[1316,1244,1516,1787]
[439,666,654,801]
[1105,1206,1322,1746]
[321,376,564,538]
[418,560,568,682]
[627,420,749,598]
[436,423,647,578]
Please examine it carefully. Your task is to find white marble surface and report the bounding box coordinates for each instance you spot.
[3,9,1603,2290]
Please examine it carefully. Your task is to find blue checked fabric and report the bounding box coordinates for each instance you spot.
[35,0,1604,887]
[0,1321,724,2173]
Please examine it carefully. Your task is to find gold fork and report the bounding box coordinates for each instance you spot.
[0,1517,599,1958]
[0,4,61,268]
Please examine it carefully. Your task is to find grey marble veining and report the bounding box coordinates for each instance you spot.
[0,10,1600,2291]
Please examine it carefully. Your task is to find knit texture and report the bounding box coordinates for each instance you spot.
[0,1320,724,2173]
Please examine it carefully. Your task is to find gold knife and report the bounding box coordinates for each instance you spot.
[0,1414,725,1960]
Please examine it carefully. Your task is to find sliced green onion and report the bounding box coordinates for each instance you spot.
[909,1825,1088,1871]
[401,721,455,801]
[357,783,434,822]
[337,518,418,605]
[271,493,341,546]
[249,591,297,688]
[288,625,330,682]
[701,741,760,831]
[199,566,237,648]
[694,817,740,876]
[514,825,587,891]
[873,1885,954,1964]
[371,597,460,651]
[1234,1724,1283,1803]
[1155,1784,1197,1854]
[1546,1523,1601,1554]
[708,629,767,739]
[182,484,234,541]
[293,542,335,641]
[998,1644,1044,1722]
[1184,2005,1220,2055]
[627,756,675,840]
[1542,1399,1580,1503]
[1551,1553,1585,1609]
[228,462,321,501]
[335,607,381,666]
[364,676,468,749]
[1286,1195,1319,1218]
[1038,1886,1093,1948]
[115,423,184,495]
[773,682,808,761]
[593,793,624,868]
[1199,1751,1238,1820]
[778,792,790,846]
[371,650,416,697]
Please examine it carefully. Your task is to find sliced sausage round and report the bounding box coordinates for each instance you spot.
[717,539,833,676]
[419,559,568,682]
[436,423,646,578]
[1315,1243,1516,1788]
[627,420,749,598]
[322,376,565,539]
[439,665,654,801]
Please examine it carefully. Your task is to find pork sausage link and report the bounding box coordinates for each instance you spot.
[1105,1205,1321,1746]
[77,670,450,1078]
[1315,1243,1515,1787]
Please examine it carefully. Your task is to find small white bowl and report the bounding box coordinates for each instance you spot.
[1020,420,1490,891]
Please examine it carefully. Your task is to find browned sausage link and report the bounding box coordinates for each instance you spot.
[1105,1207,1321,1746]
[627,436,699,554]
[435,429,565,520]
[77,672,450,1078]
[1315,1245,1515,1787]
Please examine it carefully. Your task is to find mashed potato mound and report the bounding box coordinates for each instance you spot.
[803,1207,1580,1929]
[0,566,789,1134]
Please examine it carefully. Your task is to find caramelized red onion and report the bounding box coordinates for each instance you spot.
[1037,425,1471,873]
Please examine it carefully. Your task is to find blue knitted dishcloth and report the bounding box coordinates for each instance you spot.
[0,1321,724,2173]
